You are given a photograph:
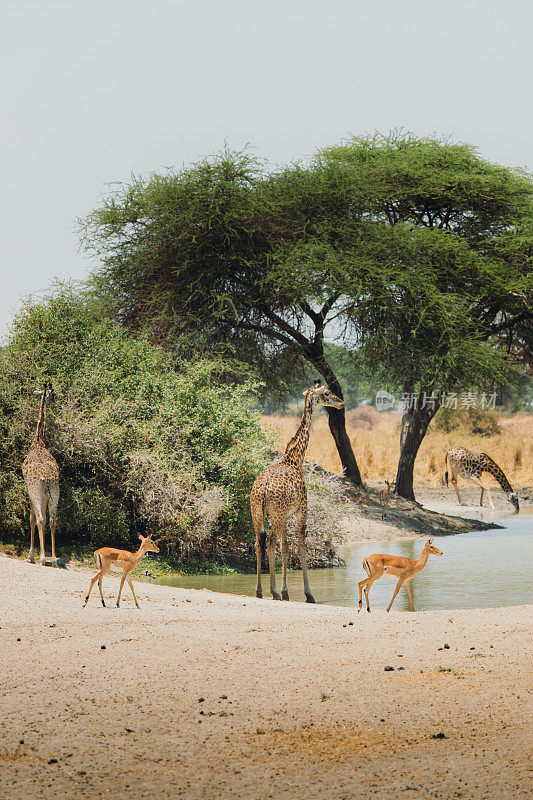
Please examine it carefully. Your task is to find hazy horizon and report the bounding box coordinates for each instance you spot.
[2,0,532,337]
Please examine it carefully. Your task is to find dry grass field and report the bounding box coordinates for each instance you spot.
[261,409,533,489]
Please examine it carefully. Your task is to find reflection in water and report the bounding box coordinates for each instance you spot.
[154,510,532,611]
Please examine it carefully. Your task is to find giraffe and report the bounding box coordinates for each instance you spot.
[444,447,519,512]
[250,380,345,602]
[22,383,61,566]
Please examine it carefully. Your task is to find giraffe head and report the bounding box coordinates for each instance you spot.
[507,492,519,512]
[34,382,55,403]
[304,381,345,409]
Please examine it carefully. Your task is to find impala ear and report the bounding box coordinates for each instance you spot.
[138,534,145,541]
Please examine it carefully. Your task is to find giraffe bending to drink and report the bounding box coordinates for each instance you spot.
[444,447,519,512]
[250,381,345,602]
[22,383,61,566]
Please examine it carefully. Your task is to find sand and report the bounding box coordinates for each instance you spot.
[0,553,531,800]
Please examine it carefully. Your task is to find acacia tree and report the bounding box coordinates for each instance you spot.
[82,135,532,500]
[320,133,533,498]
[82,152,364,484]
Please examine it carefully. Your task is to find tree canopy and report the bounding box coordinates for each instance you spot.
[81,132,533,498]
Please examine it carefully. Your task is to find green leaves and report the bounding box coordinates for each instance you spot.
[0,290,274,555]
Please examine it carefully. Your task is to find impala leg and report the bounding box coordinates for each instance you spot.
[84,570,103,607]
[405,580,415,611]
[97,572,106,607]
[387,577,405,612]
[280,524,289,601]
[28,507,36,563]
[358,578,368,611]
[116,571,129,607]
[364,578,376,612]
[84,557,111,607]
[126,575,140,609]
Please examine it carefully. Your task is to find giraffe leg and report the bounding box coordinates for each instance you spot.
[251,500,265,599]
[296,506,314,603]
[254,534,263,599]
[405,580,415,611]
[28,506,36,563]
[387,577,405,612]
[465,475,495,510]
[36,512,46,566]
[48,484,60,566]
[266,530,281,600]
[451,478,466,506]
[280,524,289,600]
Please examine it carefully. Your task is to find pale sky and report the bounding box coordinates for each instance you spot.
[1,0,532,336]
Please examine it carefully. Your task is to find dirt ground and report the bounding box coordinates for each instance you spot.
[319,479,528,548]
[0,553,531,800]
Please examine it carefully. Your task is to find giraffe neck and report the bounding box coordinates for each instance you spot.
[35,388,47,442]
[284,390,315,470]
[481,455,513,493]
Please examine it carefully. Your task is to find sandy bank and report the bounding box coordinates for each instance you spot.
[0,554,531,800]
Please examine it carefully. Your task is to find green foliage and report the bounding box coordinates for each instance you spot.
[434,407,501,437]
[0,288,273,561]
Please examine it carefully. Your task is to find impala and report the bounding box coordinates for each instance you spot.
[83,534,160,609]
[358,539,443,613]
[378,480,393,518]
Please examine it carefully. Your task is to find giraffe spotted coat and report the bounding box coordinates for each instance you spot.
[22,384,61,565]
[250,382,345,602]
[444,447,519,511]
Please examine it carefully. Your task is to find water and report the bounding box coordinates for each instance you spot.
[154,509,532,611]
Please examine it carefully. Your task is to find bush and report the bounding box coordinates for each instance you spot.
[0,288,274,564]
[434,406,501,437]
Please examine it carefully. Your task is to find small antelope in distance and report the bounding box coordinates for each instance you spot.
[358,539,443,613]
[378,480,393,518]
[83,534,160,609]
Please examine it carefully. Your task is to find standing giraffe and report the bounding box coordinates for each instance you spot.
[250,380,345,602]
[444,447,519,512]
[22,383,61,566]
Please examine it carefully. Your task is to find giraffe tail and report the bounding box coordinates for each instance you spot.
[444,452,449,486]
[259,489,268,563]
[259,531,267,563]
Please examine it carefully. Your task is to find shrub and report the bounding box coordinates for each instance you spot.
[434,407,501,437]
[0,288,273,563]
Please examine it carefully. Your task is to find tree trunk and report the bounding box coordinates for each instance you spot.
[325,406,362,485]
[395,400,439,501]
[305,344,362,486]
